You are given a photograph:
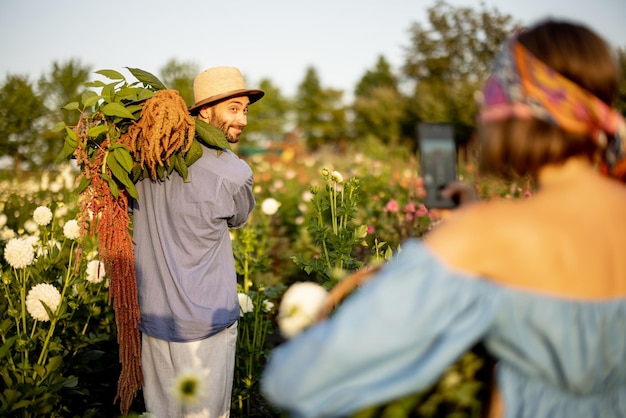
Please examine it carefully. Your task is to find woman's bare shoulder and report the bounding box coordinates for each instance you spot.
[423,200,521,275]
[424,189,626,297]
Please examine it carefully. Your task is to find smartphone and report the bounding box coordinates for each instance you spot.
[418,123,458,209]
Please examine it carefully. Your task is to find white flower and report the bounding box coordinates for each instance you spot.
[33,206,53,226]
[262,300,275,313]
[23,219,38,234]
[63,219,81,240]
[40,172,50,191]
[24,235,39,247]
[54,204,68,219]
[0,213,7,228]
[271,179,285,191]
[26,283,61,321]
[85,260,106,284]
[331,170,344,183]
[278,282,328,339]
[59,163,76,190]
[1,227,16,241]
[171,368,206,406]
[37,239,61,258]
[301,191,314,203]
[49,182,62,193]
[4,237,36,269]
[238,293,254,317]
[261,198,281,216]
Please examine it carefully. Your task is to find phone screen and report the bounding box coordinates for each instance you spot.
[418,124,457,208]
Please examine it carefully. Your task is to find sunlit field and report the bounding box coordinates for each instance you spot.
[0,138,529,417]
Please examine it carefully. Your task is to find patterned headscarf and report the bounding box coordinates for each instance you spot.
[479,37,626,180]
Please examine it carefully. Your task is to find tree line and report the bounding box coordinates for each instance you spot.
[1,0,625,174]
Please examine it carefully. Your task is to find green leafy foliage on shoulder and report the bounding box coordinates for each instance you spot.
[195,118,231,151]
[55,67,230,201]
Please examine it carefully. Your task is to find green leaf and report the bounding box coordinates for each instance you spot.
[101,82,114,102]
[87,125,108,138]
[81,89,98,101]
[0,336,17,361]
[11,399,31,411]
[112,146,134,172]
[107,153,138,199]
[156,165,166,181]
[195,118,230,150]
[107,152,127,178]
[51,121,66,133]
[75,175,90,194]
[83,94,101,108]
[130,165,145,183]
[33,364,46,379]
[125,104,143,116]
[102,102,136,119]
[166,160,175,176]
[63,375,79,388]
[127,67,168,90]
[95,69,125,80]
[137,88,156,101]
[184,139,203,166]
[115,87,144,100]
[62,102,79,110]
[173,152,189,182]
[84,80,106,88]
[46,355,63,374]
[101,173,118,198]
[64,127,78,145]
[55,140,76,164]
[353,224,368,240]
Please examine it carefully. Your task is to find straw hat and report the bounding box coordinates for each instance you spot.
[189,66,264,114]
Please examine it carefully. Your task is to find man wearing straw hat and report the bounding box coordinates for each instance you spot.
[133,66,264,417]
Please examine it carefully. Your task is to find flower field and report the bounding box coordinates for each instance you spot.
[0,139,528,417]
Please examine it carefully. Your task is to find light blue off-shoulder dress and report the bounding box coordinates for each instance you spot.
[261,239,626,418]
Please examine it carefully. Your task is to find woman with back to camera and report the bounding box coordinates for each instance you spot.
[261,19,626,418]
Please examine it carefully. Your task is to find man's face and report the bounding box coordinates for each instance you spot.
[199,96,250,143]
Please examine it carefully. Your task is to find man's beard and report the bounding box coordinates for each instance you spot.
[206,108,242,143]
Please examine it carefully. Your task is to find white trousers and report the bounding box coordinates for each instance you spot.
[141,322,238,418]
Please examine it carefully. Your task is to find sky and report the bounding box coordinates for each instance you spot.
[1,0,625,100]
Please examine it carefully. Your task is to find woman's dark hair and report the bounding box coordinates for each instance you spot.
[479,20,621,179]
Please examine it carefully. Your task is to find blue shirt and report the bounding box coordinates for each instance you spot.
[261,240,626,417]
[133,146,255,342]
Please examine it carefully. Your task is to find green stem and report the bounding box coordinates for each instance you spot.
[243,256,250,294]
[29,320,38,340]
[342,184,353,231]
[322,240,332,272]
[80,280,105,337]
[1,279,18,331]
[34,241,75,379]
[1,273,23,383]
[338,185,345,231]
[331,184,338,235]
[19,269,27,342]
[19,268,29,384]
[81,316,91,336]
[101,150,109,174]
